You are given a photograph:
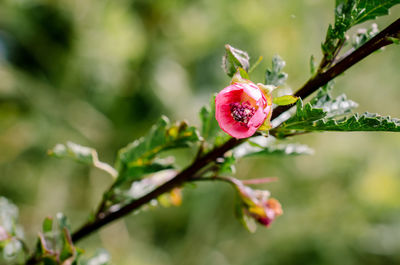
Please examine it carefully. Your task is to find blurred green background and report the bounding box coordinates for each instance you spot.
[1,0,400,264]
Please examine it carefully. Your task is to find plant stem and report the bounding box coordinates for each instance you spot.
[71,137,245,242]
[272,17,400,120]
[70,18,400,244]
[319,37,346,71]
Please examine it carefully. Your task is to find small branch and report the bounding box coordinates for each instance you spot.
[272,18,400,120]
[319,37,346,71]
[94,196,108,219]
[194,141,205,161]
[69,17,400,245]
[71,137,245,242]
[325,37,347,69]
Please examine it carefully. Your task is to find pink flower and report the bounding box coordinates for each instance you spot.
[215,81,272,139]
[237,185,282,227]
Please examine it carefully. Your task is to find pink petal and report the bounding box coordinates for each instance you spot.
[238,82,264,101]
[216,104,255,139]
[248,105,267,128]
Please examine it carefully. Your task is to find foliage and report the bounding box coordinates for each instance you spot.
[199,96,226,149]
[30,214,111,265]
[222,45,250,77]
[115,169,182,208]
[50,116,200,212]
[233,136,313,158]
[322,0,400,63]
[275,87,400,136]
[273,95,298,106]
[265,55,288,87]
[115,116,200,186]
[0,0,399,264]
[292,111,400,132]
[347,0,400,25]
[30,214,81,264]
[49,142,117,178]
[309,87,358,118]
[0,197,26,264]
[352,23,379,49]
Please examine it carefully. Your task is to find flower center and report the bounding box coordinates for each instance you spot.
[229,101,256,124]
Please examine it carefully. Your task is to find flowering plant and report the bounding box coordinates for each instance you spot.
[0,1,400,264]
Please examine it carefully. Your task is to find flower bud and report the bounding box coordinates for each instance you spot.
[228,177,282,228]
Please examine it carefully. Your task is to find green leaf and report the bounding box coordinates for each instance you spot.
[310,90,358,118]
[244,143,314,157]
[56,213,70,231]
[199,96,225,149]
[322,0,400,60]
[265,55,288,86]
[234,136,313,157]
[238,67,250,79]
[117,116,199,167]
[120,170,177,201]
[282,88,358,130]
[273,95,298,106]
[42,217,53,234]
[115,170,182,209]
[248,56,263,73]
[277,95,400,134]
[0,197,19,235]
[311,81,335,101]
[276,96,345,133]
[298,112,400,132]
[49,142,117,178]
[34,214,79,264]
[388,36,400,45]
[0,197,25,264]
[321,24,338,61]
[283,99,327,126]
[2,239,24,263]
[222,44,250,77]
[352,0,400,25]
[115,116,200,185]
[234,196,257,233]
[50,141,94,164]
[321,0,357,60]
[200,96,219,141]
[114,163,174,187]
[59,228,75,262]
[214,133,232,149]
[216,155,236,175]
